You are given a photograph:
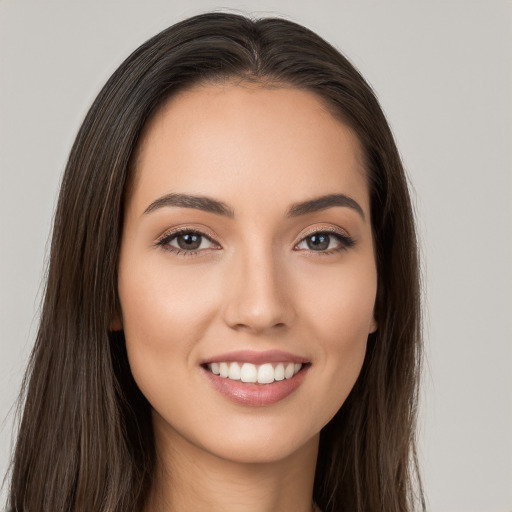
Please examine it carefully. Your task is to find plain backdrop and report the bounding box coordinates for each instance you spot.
[0,1,511,511]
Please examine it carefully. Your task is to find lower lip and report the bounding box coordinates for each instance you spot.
[202,366,309,406]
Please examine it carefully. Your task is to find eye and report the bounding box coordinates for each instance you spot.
[295,230,355,254]
[157,229,219,256]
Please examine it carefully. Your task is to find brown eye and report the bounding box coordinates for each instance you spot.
[306,233,331,251]
[157,229,218,255]
[175,233,202,250]
[296,230,355,253]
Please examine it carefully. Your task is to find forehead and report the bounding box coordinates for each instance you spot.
[128,83,369,216]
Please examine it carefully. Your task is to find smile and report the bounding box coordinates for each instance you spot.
[207,361,302,384]
[201,350,310,406]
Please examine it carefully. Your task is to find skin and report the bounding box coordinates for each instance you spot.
[115,83,378,512]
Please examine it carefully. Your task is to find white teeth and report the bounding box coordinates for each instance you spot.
[219,362,229,378]
[284,363,295,379]
[274,363,285,381]
[228,362,241,380]
[257,363,274,384]
[240,362,257,383]
[208,361,303,384]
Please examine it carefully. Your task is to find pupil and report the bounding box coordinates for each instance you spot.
[307,234,329,251]
[178,233,201,250]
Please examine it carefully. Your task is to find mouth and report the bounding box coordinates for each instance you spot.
[204,361,304,384]
[200,351,311,406]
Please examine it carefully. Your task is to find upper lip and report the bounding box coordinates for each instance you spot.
[201,350,309,365]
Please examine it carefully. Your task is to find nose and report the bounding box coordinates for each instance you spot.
[222,246,296,335]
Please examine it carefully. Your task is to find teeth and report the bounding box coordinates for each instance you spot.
[228,362,241,380]
[257,363,274,384]
[274,363,285,381]
[219,362,229,378]
[240,362,257,383]
[207,361,303,384]
[284,363,295,379]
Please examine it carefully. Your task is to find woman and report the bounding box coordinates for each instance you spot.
[7,12,424,512]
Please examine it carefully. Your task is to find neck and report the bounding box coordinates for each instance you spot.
[144,417,319,512]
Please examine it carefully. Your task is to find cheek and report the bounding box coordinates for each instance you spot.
[119,256,220,339]
[296,257,376,417]
[117,258,222,398]
[298,253,377,340]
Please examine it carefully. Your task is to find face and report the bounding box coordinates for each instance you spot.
[116,83,377,464]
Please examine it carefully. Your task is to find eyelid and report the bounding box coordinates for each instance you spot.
[295,225,353,245]
[155,225,220,245]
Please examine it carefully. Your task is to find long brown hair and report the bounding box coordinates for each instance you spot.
[8,12,424,512]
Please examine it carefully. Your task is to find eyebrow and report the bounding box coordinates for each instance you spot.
[144,192,365,220]
[287,193,365,220]
[144,193,235,217]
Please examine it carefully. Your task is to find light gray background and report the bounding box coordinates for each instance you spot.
[1,1,511,511]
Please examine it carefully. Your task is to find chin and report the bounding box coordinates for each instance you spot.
[204,429,319,465]
[154,408,320,466]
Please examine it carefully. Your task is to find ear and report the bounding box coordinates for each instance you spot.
[110,309,123,331]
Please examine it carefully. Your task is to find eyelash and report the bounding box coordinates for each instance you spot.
[156,227,355,257]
